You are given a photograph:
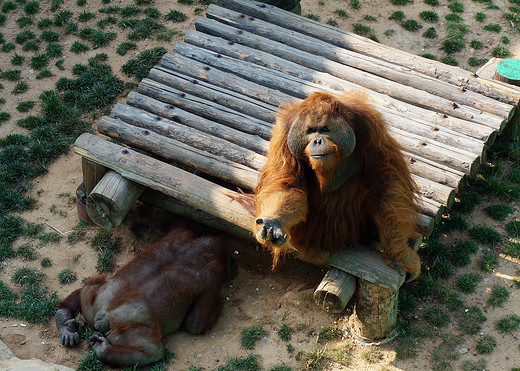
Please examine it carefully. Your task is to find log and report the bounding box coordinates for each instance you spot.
[86,170,145,229]
[184,30,489,154]
[97,116,260,190]
[193,18,513,123]
[110,103,267,171]
[160,51,495,145]
[411,174,455,208]
[170,44,481,176]
[82,158,107,196]
[216,0,520,107]
[314,268,356,313]
[177,38,504,131]
[126,90,269,154]
[349,278,400,342]
[495,59,520,86]
[159,57,284,119]
[140,72,274,139]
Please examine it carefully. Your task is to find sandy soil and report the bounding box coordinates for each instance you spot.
[1,0,519,370]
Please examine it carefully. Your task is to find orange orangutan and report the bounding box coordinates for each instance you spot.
[253,91,421,280]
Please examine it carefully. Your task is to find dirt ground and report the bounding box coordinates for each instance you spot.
[1,0,520,370]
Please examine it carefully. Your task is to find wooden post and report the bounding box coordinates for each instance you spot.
[349,278,402,342]
[86,170,145,229]
[314,268,356,313]
[82,158,107,196]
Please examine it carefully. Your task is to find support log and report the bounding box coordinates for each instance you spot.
[86,170,145,229]
[82,158,107,196]
[216,0,520,106]
[349,279,400,342]
[314,268,356,313]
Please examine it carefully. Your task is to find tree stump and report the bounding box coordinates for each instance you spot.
[86,170,145,229]
[314,268,356,313]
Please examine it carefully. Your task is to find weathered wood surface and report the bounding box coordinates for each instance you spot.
[96,116,260,190]
[87,170,145,229]
[314,268,356,313]
[190,21,511,127]
[217,0,520,107]
[82,158,107,196]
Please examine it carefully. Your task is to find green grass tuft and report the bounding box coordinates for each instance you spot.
[317,327,343,343]
[389,11,405,21]
[457,273,482,293]
[91,230,122,272]
[476,335,496,354]
[16,244,38,260]
[278,324,294,342]
[485,204,514,221]
[121,47,167,80]
[492,46,511,58]
[218,354,261,371]
[459,306,486,334]
[424,308,451,327]
[58,268,77,285]
[507,220,520,237]
[479,250,499,272]
[488,284,510,307]
[165,9,187,22]
[241,324,267,350]
[76,350,106,371]
[469,225,501,246]
[495,314,520,333]
[401,19,420,31]
[438,288,463,311]
[423,27,437,38]
[420,10,438,22]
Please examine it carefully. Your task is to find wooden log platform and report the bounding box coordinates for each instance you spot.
[73,0,520,342]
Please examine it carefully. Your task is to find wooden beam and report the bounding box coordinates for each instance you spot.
[215,0,520,107]
[314,268,356,313]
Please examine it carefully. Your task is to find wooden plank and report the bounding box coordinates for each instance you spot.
[126,90,269,153]
[96,117,260,190]
[194,17,513,123]
[110,103,266,171]
[184,30,489,155]
[216,0,520,107]
[411,174,455,208]
[328,245,403,290]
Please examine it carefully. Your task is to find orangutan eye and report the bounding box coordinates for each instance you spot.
[319,126,330,133]
[306,128,317,135]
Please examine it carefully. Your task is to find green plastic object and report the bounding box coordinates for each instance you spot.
[496,58,520,83]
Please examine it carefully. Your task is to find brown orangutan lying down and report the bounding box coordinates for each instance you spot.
[55,220,237,367]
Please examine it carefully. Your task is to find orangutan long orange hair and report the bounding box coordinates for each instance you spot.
[253,91,421,280]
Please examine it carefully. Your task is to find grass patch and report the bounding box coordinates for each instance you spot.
[423,27,437,38]
[480,250,499,272]
[448,1,464,12]
[496,314,520,333]
[16,244,38,260]
[469,225,501,246]
[70,41,89,53]
[241,324,267,350]
[476,335,496,354]
[420,10,438,22]
[116,41,137,56]
[58,268,77,284]
[488,284,510,307]
[462,359,487,371]
[492,46,511,58]
[503,240,520,259]
[484,23,501,32]
[277,324,294,342]
[317,327,343,343]
[389,11,404,21]
[457,273,482,293]
[218,354,261,371]
[454,191,481,213]
[401,19,420,32]
[485,204,513,221]
[76,350,106,371]
[121,47,167,80]
[507,220,520,237]
[91,230,122,272]
[41,257,52,267]
[30,53,49,70]
[13,81,29,94]
[424,308,451,327]
[56,58,124,114]
[297,348,326,371]
[326,344,353,366]
[459,306,486,334]
[165,9,187,22]
[438,288,463,311]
